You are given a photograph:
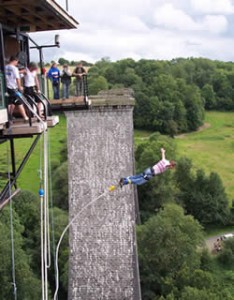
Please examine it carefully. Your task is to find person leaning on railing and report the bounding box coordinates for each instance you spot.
[5,56,29,122]
[61,64,72,100]
[72,62,86,97]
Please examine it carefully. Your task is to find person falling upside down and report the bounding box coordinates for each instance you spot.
[119,148,176,187]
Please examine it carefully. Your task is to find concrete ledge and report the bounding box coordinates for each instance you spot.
[90,88,135,107]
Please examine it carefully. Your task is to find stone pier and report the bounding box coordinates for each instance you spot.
[66,89,141,300]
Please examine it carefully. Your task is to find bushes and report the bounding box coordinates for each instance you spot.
[218,238,234,267]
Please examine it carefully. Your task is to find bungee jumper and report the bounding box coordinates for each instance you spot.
[119,148,176,187]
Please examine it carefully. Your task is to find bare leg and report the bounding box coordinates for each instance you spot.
[8,104,15,117]
[37,102,43,117]
[17,105,29,120]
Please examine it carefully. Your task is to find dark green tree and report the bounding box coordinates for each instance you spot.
[137,204,204,299]
[201,84,216,110]
[58,57,70,65]
[88,76,109,95]
[53,161,68,210]
[0,207,41,299]
[175,159,230,226]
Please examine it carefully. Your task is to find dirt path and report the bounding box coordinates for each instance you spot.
[206,235,221,252]
[176,123,211,139]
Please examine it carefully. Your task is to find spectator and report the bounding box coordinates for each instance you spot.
[72,62,86,96]
[23,62,43,117]
[61,64,72,99]
[5,56,29,122]
[47,62,60,99]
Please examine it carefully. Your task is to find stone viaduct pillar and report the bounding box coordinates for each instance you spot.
[66,89,141,300]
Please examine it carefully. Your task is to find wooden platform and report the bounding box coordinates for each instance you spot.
[50,96,91,111]
[47,116,59,127]
[2,120,47,137]
[0,115,59,138]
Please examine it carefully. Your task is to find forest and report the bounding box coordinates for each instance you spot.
[1,57,234,299]
[88,57,234,135]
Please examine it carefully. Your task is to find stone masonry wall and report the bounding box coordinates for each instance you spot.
[66,98,141,300]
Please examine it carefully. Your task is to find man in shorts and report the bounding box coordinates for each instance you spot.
[5,56,28,121]
[23,62,43,117]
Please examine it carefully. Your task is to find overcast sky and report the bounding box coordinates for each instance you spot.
[30,0,234,63]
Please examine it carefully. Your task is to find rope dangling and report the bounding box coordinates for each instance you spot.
[7,141,17,300]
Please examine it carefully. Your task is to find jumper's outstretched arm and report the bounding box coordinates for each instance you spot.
[161,148,166,160]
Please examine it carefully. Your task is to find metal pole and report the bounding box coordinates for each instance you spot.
[39,47,43,76]
[9,139,17,189]
[66,0,69,11]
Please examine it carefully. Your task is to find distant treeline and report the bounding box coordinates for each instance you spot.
[85,57,234,135]
[45,58,93,67]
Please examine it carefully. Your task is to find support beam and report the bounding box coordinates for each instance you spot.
[66,89,141,300]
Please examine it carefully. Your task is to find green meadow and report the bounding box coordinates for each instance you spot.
[176,111,234,203]
[0,114,67,194]
[136,111,234,204]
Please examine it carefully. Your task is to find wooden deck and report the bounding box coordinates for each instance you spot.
[1,116,59,137]
[47,115,59,127]
[50,96,91,111]
[3,121,46,137]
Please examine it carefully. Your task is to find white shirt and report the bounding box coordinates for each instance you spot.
[24,68,37,87]
[5,64,20,89]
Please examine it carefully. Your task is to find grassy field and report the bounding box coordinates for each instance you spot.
[0,114,67,194]
[135,112,234,203]
[176,111,234,203]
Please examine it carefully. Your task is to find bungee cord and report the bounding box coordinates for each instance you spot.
[7,141,17,300]
[53,184,118,300]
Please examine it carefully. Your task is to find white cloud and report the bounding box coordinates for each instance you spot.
[154,3,199,31]
[191,0,234,14]
[29,0,234,63]
[202,15,228,34]
[153,4,228,34]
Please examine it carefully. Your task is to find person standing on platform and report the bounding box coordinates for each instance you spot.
[72,62,86,97]
[23,62,43,116]
[47,62,60,99]
[5,56,29,122]
[61,64,72,100]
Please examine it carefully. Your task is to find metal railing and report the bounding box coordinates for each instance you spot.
[7,89,51,127]
[0,72,5,109]
[46,74,89,102]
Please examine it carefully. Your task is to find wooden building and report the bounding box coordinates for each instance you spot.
[0,0,79,133]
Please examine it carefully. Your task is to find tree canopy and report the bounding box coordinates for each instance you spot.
[87,57,234,134]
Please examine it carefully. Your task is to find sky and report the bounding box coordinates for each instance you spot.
[30,0,234,63]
